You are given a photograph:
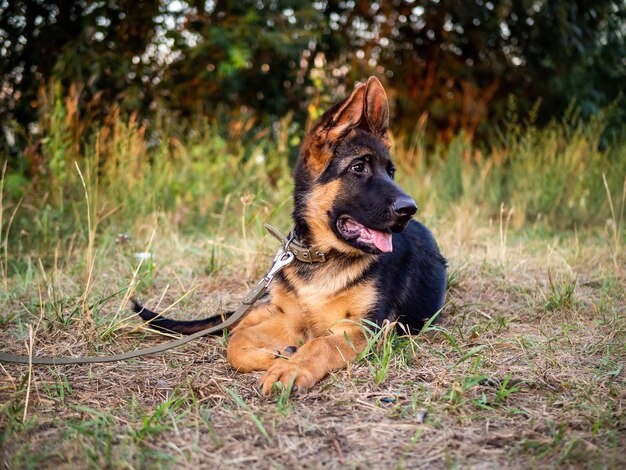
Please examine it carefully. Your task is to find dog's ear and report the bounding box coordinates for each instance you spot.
[302,80,390,177]
[364,76,389,140]
[302,83,366,177]
[319,83,366,144]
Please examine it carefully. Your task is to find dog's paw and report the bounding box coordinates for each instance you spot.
[259,360,316,396]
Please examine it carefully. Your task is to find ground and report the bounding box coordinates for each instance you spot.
[0,219,624,469]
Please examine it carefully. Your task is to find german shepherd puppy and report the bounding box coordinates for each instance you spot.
[135,77,447,394]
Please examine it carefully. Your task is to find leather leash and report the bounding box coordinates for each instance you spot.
[0,224,325,366]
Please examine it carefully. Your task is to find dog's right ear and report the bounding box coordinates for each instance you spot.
[317,83,366,145]
[302,83,366,177]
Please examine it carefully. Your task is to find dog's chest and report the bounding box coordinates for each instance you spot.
[273,257,377,334]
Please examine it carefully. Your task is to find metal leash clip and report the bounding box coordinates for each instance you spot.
[242,249,294,305]
[267,249,295,280]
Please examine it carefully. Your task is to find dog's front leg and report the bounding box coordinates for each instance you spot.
[227,310,303,373]
[259,323,367,395]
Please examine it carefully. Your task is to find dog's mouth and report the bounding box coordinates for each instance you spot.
[336,216,393,253]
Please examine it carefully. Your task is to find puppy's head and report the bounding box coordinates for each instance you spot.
[294,77,417,255]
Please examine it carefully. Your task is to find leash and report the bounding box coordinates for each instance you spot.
[0,224,325,366]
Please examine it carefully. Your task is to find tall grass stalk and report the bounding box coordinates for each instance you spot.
[0,160,6,290]
[22,287,46,423]
[3,196,22,292]
[602,174,626,269]
[499,203,514,265]
[115,218,158,320]
[75,162,96,316]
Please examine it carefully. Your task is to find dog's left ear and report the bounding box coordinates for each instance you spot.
[364,76,390,143]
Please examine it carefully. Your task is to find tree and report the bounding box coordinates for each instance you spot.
[1,0,160,141]
[321,0,625,139]
[1,0,624,152]
[157,0,324,122]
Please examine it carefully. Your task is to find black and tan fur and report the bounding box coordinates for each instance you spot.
[135,77,447,394]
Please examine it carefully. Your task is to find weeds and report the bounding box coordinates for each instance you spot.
[67,405,115,467]
[544,271,578,312]
[493,373,522,403]
[130,392,187,441]
[273,377,297,416]
[42,371,73,405]
[225,388,272,443]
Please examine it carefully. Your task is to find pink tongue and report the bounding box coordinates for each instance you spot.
[360,228,393,252]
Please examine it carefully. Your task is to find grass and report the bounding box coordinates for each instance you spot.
[0,95,625,467]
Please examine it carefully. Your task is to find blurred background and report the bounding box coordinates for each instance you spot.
[0,0,625,263]
[2,1,625,148]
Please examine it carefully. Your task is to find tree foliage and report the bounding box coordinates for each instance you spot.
[1,1,160,128]
[1,0,624,149]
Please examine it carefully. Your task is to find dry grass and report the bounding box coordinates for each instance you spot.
[0,213,624,469]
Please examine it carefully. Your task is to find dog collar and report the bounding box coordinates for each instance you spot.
[265,224,328,263]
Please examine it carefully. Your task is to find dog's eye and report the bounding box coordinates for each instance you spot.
[351,162,366,173]
[388,167,396,179]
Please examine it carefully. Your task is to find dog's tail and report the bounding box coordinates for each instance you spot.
[131,298,231,335]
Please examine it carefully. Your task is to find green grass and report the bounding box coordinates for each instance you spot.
[0,97,625,467]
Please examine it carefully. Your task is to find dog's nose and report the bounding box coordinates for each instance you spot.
[392,196,417,218]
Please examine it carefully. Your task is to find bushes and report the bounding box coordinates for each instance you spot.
[394,106,626,228]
